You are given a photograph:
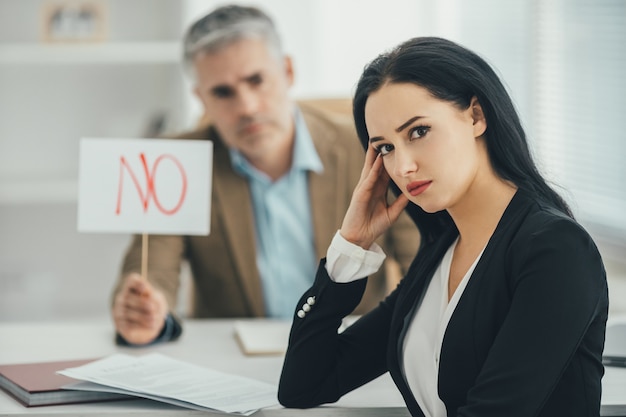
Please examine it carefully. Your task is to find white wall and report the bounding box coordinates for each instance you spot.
[0,203,129,320]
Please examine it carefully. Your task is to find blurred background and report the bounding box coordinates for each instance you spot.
[0,0,625,322]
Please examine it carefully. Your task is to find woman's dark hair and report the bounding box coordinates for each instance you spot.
[353,36,571,243]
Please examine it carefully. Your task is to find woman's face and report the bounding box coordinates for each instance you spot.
[364,82,487,213]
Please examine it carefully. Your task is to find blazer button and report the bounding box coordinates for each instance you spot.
[297,310,306,319]
[302,303,311,312]
[307,296,316,305]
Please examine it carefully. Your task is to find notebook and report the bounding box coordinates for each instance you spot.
[0,358,133,407]
[603,322,626,368]
[233,320,291,355]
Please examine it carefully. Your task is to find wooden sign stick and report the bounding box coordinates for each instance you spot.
[141,233,148,280]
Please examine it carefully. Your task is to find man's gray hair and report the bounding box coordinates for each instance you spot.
[183,5,283,71]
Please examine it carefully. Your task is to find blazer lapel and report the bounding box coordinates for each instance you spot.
[387,229,458,411]
[307,121,348,259]
[211,132,266,316]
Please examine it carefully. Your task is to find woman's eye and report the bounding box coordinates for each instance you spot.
[377,144,394,156]
[410,126,430,139]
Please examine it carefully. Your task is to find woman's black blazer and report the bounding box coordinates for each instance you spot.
[279,190,609,417]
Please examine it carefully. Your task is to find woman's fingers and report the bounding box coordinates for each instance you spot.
[371,154,390,192]
[360,151,386,190]
[387,192,410,223]
[341,145,409,249]
[365,153,393,202]
[360,145,379,181]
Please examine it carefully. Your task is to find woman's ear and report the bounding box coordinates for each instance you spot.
[470,96,487,138]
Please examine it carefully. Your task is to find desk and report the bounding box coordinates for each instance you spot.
[0,319,625,416]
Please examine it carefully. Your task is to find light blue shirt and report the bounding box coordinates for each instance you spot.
[229,108,323,318]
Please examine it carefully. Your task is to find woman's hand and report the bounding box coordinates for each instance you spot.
[340,145,409,249]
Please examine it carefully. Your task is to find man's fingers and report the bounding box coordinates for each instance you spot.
[119,292,162,317]
[114,285,165,327]
[116,307,162,327]
[116,319,164,345]
[124,273,151,296]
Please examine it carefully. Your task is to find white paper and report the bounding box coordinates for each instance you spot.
[58,353,277,414]
[77,138,212,235]
[64,381,258,415]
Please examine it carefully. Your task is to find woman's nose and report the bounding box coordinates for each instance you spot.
[392,147,418,178]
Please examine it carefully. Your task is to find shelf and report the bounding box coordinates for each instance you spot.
[0,179,78,205]
[0,41,182,65]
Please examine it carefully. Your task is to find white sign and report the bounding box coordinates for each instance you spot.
[77,138,212,235]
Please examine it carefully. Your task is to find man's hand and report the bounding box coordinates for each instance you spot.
[112,273,169,345]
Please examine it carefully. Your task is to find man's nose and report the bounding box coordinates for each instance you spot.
[236,89,260,116]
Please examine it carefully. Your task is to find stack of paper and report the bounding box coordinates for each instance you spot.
[58,353,277,415]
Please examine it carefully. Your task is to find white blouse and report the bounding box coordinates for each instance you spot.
[326,231,485,417]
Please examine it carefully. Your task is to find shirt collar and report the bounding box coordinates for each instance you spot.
[229,106,323,180]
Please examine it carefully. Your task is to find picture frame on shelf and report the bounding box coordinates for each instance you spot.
[40,0,107,43]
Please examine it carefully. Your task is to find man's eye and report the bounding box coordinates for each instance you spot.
[248,74,263,86]
[212,87,234,98]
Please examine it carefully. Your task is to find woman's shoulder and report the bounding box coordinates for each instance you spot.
[505,193,604,274]
[497,194,608,316]
[517,195,592,244]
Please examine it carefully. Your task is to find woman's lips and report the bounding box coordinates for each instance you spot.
[406,180,431,196]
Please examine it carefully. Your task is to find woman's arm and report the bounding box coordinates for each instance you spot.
[278,259,398,408]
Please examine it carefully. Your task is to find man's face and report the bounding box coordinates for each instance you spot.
[193,37,295,163]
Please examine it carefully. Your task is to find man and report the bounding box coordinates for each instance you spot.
[111,4,420,345]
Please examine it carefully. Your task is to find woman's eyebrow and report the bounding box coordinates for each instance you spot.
[368,115,426,144]
[396,116,424,133]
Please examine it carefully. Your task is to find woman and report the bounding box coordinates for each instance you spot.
[278,37,608,417]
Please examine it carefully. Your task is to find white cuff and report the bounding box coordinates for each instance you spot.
[325,230,386,283]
